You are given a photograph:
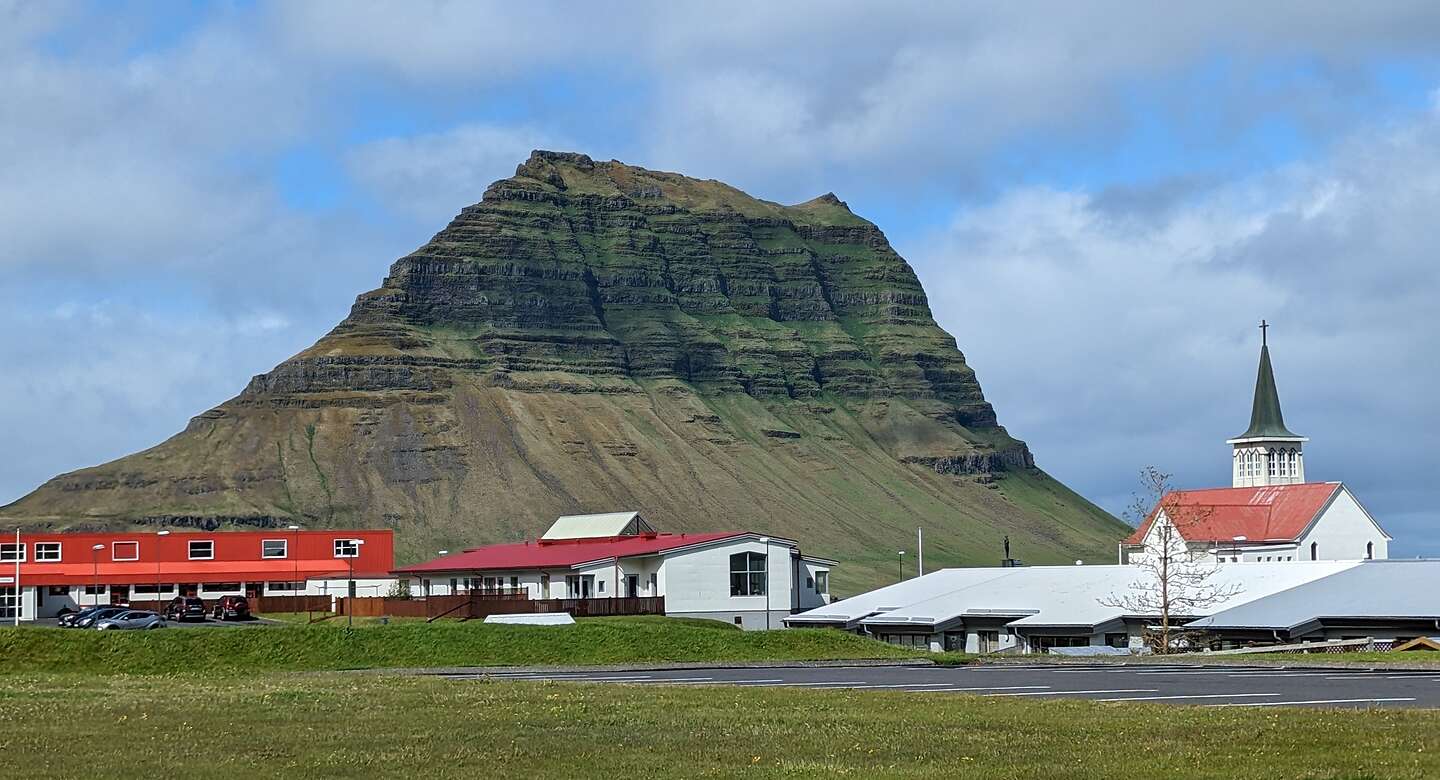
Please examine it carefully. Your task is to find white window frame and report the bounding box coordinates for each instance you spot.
[112,541,140,562]
[0,543,25,563]
[188,540,215,561]
[333,538,361,559]
[261,539,288,559]
[34,542,61,562]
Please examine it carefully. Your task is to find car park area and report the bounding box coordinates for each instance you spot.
[461,663,1440,708]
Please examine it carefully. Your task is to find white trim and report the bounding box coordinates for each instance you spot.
[33,541,61,562]
[0,542,25,563]
[111,540,140,562]
[188,539,215,560]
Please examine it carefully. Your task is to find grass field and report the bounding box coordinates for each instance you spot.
[0,617,919,675]
[2,673,1436,778]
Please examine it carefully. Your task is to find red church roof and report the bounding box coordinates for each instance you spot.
[394,532,755,574]
[1124,482,1342,545]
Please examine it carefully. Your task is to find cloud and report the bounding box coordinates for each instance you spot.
[347,123,568,223]
[904,106,1440,554]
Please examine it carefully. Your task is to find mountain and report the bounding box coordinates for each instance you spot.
[0,151,1128,592]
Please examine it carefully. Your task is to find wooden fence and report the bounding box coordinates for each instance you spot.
[335,595,666,621]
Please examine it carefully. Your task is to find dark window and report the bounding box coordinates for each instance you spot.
[84,585,107,595]
[0,543,23,562]
[189,540,214,560]
[1310,542,1318,560]
[733,616,744,626]
[333,539,360,558]
[48,586,68,596]
[1105,633,1129,648]
[35,542,61,562]
[261,540,287,559]
[1366,542,1373,560]
[729,552,767,596]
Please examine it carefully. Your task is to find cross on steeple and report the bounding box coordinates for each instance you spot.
[1260,319,1269,347]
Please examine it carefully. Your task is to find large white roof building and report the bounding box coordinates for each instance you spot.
[788,560,1433,653]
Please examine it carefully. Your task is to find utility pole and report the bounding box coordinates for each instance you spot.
[898,550,905,582]
[13,528,20,627]
[917,528,924,578]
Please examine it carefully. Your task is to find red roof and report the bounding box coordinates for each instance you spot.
[1124,482,1342,545]
[395,532,749,574]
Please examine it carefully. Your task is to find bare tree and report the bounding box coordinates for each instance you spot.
[1101,467,1242,653]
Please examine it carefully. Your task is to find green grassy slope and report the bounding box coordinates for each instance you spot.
[0,617,914,675]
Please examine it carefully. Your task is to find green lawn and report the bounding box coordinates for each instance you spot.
[1,673,1435,778]
[0,616,918,675]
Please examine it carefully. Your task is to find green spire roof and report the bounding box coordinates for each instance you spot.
[1236,344,1301,439]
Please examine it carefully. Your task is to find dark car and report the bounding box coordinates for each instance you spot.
[59,605,114,628]
[72,606,130,629]
[165,596,207,622]
[212,595,250,621]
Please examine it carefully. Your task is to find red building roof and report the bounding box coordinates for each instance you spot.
[395,532,754,574]
[5,529,394,586]
[1124,482,1342,545]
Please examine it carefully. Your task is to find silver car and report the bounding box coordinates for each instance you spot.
[93,610,166,630]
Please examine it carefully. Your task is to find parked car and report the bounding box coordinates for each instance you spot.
[72,606,130,629]
[59,605,113,628]
[212,595,250,621]
[94,610,166,630]
[165,596,207,622]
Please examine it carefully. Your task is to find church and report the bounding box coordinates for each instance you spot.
[1121,325,1391,565]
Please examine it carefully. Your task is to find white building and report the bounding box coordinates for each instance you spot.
[788,560,1435,652]
[1121,331,1390,565]
[395,512,834,630]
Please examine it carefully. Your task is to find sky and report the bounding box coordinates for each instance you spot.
[2,1,1437,554]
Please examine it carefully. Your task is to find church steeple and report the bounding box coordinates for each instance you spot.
[1226,321,1307,487]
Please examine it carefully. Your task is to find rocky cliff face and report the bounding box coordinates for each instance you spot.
[0,152,1126,591]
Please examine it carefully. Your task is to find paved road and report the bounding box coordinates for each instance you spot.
[450,663,1440,709]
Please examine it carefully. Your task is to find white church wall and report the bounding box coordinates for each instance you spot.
[1296,487,1389,561]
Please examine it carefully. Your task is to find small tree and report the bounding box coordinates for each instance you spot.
[1101,467,1241,653]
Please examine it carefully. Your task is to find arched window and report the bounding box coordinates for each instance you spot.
[1366,542,1373,560]
[1290,449,1299,475]
[1267,449,1277,477]
[1310,542,1318,560]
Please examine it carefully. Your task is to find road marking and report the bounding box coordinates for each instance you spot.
[1095,693,1282,702]
[498,674,659,681]
[731,680,870,687]
[638,679,784,686]
[1207,697,1417,708]
[798,682,962,690]
[985,689,1157,697]
[909,685,1052,692]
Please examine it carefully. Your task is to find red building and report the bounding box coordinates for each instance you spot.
[0,529,395,620]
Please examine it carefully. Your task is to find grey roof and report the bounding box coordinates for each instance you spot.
[789,561,1358,631]
[1190,560,1440,631]
[1233,344,1302,440]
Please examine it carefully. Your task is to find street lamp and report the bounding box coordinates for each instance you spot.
[346,538,365,629]
[898,550,906,582]
[758,536,770,631]
[288,525,302,617]
[90,544,105,607]
[155,530,170,610]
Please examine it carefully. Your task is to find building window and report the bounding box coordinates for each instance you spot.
[729,552,767,596]
[34,542,61,562]
[0,586,17,621]
[1267,449,1277,477]
[267,581,303,593]
[1105,633,1129,648]
[261,539,288,559]
[815,571,829,593]
[734,616,744,626]
[84,585,107,595]
[201,582,241,593]
[598,580,605,594]
[510,576,519,589]
[112,541,140,561]
[132,584,175,595]
[1310,542,1318,561]
[333,539,361,558]
[1366,542,1374,560]
[0,543,24,562]
[806,576,815,589]
[48,586,68,596]
[189,540,214,560]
